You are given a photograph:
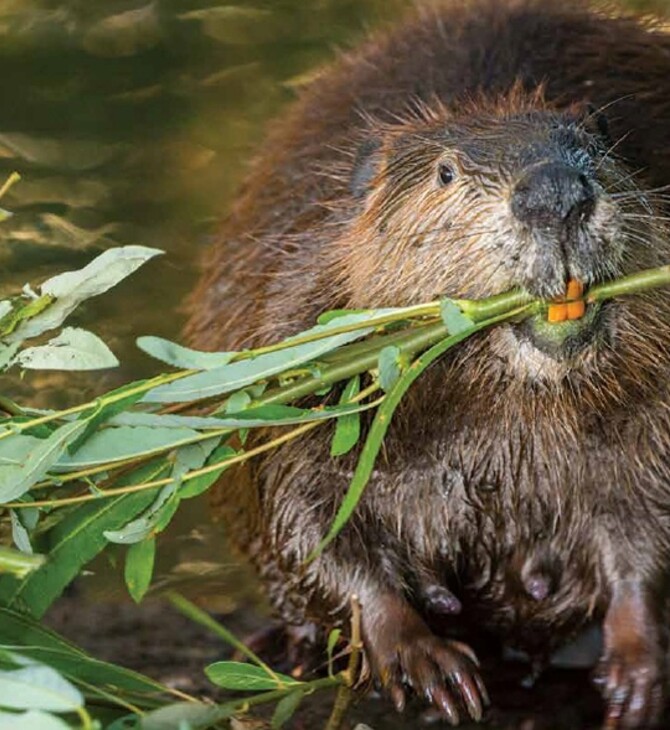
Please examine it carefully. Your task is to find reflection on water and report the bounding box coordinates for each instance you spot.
[0,0,407,408]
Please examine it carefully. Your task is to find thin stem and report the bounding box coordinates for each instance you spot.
[587,265,670,302]
[324,595,363,730]
[0,171,21,200]
[3,421,321,509]
[226,674,343,712]
[0,370,194,441]
[168,592,282,686]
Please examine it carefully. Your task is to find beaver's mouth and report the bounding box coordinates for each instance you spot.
[514,280,607,360]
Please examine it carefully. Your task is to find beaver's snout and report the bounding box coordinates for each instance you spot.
[510,161,614,301]
[511,162,595,230]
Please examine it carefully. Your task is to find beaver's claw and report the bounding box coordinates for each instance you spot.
[594,580,666,729]
[371,627,489,724]
[594,646,664,729]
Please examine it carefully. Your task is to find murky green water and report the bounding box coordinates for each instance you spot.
[0,0,407,409]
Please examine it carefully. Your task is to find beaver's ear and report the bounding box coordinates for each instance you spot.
[350,137,383,199]
[573,101,612,146]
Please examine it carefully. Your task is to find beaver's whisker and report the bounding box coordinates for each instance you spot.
[595,130,632,171]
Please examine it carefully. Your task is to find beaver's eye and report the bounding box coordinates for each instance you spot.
[438,162,456,187]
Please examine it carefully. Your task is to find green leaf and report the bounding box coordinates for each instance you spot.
[0,607,174,696]
[14,327,119,371]
[225,389,251,413]
[204,662,301,691]
[70,378,150,453]
[0,342,20,370]
[10,510,33,554]
[136,336,234,370]
[109,400,375,431]
[311,322,485,559]
[0,462,164,617]
[177,444,237,499]
[168,593,270,672]
[271,689,304,729]
[55,426,200,470]
[326,628,342,674]
[0,664,82,712]
[125,538,155,603]
[440,299,475,334]
[377,345,402,392]
[142,311,386,403]
[104,438,220,544]
[5,246,163,344]
[0,420,88,503]
[142,702,231,730]
[0,710,71,729]
[330,377,361,457]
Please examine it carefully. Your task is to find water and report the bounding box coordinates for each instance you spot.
[0,0,407,408]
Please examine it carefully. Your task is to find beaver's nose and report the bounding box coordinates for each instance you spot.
[511,162,595,228]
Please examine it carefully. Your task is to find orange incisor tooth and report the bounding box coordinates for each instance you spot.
[547,303,568,322]
[566,299,586,320]
[566,278,585,320]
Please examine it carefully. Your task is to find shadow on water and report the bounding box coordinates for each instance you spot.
[1,1,669,728]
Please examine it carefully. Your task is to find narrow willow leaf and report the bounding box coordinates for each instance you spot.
[0,462,164,617]
[0,664,82,711]
[330,376,361,457]
[105,438,219,543]
[0,607,174,695]
[225,389,251,413]
[9,511,32,554]
[271,689,304,729]
[440,299,475,334]
[0,343,20,370]
[205,661,301,691]
[377,345,402,392]
[142,702,231,730]
[70,377,151,453]
[55,426,200,470]
[0,420,87,503]
[125,537,155,603]
[311,321,484,560]
[136,336,234,370]
[106,715,141,730]
[169,593,271,672]
[0,710,70,729]
[110,401,375,431]
[6,246,163,343]
[15,327,118,371]
[142,311,386,403]
[326,628,342,675]
[177,444,237,499]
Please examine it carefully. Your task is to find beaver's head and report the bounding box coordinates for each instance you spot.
[337,89,669,382]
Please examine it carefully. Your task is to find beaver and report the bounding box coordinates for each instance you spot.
[186,0,670,727]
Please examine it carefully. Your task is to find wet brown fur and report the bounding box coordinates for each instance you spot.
[187,0,670,724]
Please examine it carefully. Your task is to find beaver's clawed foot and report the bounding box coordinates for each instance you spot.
[594,646,664,730]
[594,581,666,729]
[364,594,489,725]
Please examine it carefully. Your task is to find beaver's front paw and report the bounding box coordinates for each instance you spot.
[594,581,666,729]
[363,594,488,725]
[595,644,664,729]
